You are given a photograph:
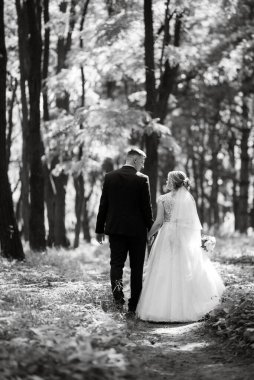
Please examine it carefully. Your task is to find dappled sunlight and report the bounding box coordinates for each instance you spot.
[177,341,209,351]
[151,322,200,336]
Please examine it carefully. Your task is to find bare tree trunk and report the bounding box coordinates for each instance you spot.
[26,0,46,250]
[49,0,77,247]
[156,10,182,123]
[42,0,50,122]
[143,0,157,210]
[238,98,250,233]
[41,0,54,246]
[198,151,205,225]
[159,149,175,194]
[210,155,220,227]
[228,132,239,231]
[6,77,18,166]
[187,126,199,199]
[210,124,220,228]
[192,155,199,198]
[82,195,91,243]
[42,161,56,247]
[143,1,183,209]
[15,0,30,241]
[73,0,91,247]
[74,175,84,248]
[54,170,69,247]
[0,0,24,260]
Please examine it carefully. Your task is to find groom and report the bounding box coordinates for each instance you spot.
[96,147,153,313]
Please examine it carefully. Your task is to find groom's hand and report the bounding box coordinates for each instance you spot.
[96,233,105,244]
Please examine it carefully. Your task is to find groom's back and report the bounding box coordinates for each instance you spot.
[98,166,152,236]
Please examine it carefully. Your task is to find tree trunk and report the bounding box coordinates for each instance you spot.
[48,0,77,247]
[74,175,84,248]
[210,153,220,227]
[156,12,182,123]
[26,0,46,250]
[54,171,69,247]
[209,122,220,229]
[228,132,239,231]
[198,151,205,225]
[6,77,18,166]
[43,161,56,247]
[143,1,182,209]
[42,0,50,122]
[82,195,91,243]
[0,0,24,260]
[143,0,157,210]
[238,99,250,233]
[191,154,199,201]
[159,148,175,194]
[73,0,91,248]
[15,0,30,241]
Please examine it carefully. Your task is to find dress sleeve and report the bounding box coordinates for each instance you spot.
[157,195,164,205]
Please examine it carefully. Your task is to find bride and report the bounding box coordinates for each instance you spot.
[136,171,225,322]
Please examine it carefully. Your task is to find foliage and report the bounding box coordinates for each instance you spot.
[3,0,254,240]
[206,285,254,356]
[205,236,254,357]
[0,245,128,379]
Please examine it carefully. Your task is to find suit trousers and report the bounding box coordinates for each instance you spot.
[109,234,147,312]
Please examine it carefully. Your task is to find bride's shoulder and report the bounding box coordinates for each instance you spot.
[157,192,173,203]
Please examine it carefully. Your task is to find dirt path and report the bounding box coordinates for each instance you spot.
[123,320,254,379]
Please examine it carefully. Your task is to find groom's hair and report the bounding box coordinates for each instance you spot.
[127,147,146,158]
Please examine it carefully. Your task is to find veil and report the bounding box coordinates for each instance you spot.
[170,186,202,230]
[169,187,203,277]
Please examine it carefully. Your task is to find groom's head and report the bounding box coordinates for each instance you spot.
[126,147,146,171]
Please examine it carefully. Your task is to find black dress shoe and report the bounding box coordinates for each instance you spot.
[125,310,135,319]
[114,298,125,311]
[114,297,125,305]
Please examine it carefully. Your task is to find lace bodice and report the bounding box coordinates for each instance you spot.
[157,191,177,222]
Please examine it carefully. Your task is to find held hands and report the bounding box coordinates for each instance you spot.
[147,234,155,246]
[96,233,105,244]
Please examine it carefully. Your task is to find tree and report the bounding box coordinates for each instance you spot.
[0,0,24,260]
[143,0,183,209]
[45,0,77,248]
[143,0,158,210]
[15,0,30,241]
[26,0,46,250]
[74,0,91,247]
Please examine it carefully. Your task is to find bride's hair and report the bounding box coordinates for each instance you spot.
[168,171,191,190]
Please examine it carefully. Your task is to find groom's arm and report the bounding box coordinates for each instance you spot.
[141,176,154,231]
[95,175,109,234]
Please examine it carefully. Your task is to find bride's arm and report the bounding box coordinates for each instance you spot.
[147,202,164,239]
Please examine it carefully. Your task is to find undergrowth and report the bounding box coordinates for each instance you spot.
[0,243,129,380]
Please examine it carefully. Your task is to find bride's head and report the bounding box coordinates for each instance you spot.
[166,171,191,191]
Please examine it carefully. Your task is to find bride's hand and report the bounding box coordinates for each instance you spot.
[147,235,154,246]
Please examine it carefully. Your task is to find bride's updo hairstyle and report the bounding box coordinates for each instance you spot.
[167,171,191,190]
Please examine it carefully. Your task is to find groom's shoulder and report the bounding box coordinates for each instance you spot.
[105,169,148,182]
[136,171,148,180]
[104,168,123,179]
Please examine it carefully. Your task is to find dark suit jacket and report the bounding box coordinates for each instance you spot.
[95,166,154,236]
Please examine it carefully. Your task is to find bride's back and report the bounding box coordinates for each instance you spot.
[157,191,177,222]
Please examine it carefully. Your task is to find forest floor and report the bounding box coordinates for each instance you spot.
[0,237,254,380]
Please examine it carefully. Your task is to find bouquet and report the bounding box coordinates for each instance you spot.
[201,235,216,254]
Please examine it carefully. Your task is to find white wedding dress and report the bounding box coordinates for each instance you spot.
[136,187,225,322]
